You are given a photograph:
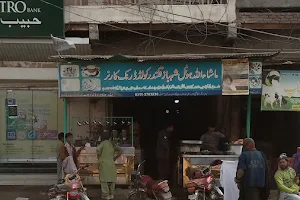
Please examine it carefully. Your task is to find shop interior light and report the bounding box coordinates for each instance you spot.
[174,100,180,104]
[166,110,170,114]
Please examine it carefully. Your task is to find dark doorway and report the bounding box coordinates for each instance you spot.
[112,96,215,179]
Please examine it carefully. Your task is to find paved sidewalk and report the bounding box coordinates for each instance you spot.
[0,186,129,200]
[1,186,279,200]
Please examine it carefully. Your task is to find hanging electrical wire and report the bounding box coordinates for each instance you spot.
[41,0,300,53]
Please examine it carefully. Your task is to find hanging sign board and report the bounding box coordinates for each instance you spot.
[0,0,64,38]
[222,59,249,95]
[249,61,262,94]
[58,61,223,97]
[261,70,300,111]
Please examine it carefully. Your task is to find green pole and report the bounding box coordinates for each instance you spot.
[246,94,251,138]
[131,117,134,147]
[63,98,68,143]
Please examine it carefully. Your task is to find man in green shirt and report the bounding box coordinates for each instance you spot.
[274,153,300,200]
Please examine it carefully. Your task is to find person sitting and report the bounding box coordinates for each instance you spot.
[57,132,65,180]
[60,133,84,175]
[275,153,300,200]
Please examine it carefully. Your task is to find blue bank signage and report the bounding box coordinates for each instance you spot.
[58,61,223,97]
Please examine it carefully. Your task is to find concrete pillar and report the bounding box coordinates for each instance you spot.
[230,96,241,141]
[226,0,237,39]
[89,23,99,42]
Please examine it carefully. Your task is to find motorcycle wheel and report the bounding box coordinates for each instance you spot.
[198,192,223,200]
[80,193,90,200]
[198,192,209,200]
[127,191,147,200]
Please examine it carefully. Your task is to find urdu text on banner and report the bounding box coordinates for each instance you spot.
[0,0,64,37]
[58,61,223,97]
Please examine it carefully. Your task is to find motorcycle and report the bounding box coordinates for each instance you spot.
[48,167,90,200]
[186,160,223,200]
[127,160,172,200]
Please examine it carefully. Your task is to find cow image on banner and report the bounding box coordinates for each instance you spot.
[261,69,300,111]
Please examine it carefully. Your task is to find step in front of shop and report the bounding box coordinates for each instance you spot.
[0,163,56,173]
[0,174,57,185]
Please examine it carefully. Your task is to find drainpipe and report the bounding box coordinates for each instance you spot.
[63,98,68,143]
[246,94,251,138]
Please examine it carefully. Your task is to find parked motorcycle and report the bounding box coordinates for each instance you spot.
[186,160,223,200]
[128,160,172,200]
[48,167,90,200]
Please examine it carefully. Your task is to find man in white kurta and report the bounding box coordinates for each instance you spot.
[220,160,239,200]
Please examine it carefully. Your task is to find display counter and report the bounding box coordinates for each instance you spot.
[76,146,135,185]
[177,140,241,187]
[178,154,240,187]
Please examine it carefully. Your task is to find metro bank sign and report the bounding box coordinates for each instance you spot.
[0,1,41,13]
[0,0,64,38]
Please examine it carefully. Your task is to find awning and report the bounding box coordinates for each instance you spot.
[0,38,91,62]
[50,52,280,62]
[0,80,58,89]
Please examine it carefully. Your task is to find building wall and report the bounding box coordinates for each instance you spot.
[65,3,236,24]
[68,98,107,140]
[236,0,300,8]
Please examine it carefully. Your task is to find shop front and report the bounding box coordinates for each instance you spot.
[57,53,275,186]
[0,90,64,164]
[0,66,64,177]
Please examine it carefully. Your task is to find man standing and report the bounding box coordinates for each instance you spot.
[200,124,225,152]
[235,138,270,200]
[60,133,84,174]
[57,132,65,180]
[275,153,300,200]
[156,123,174,180]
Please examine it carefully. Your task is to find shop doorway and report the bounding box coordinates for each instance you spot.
[112,96,216,179]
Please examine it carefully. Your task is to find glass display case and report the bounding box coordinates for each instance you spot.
[72,117,135,185]
[76,147,134,185]
[177,140,240,188]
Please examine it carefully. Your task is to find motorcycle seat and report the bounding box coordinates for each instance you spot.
[146,180,160,189]
[186,178,207,188]
[56,183,73,192]
[146,180,168,190]
[140,175,153,186]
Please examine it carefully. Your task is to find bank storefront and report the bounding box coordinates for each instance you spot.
[0,89,64,163]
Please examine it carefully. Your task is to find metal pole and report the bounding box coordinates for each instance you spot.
[63,98,68,143]
[131,117,134,147]
[246,94,251,138]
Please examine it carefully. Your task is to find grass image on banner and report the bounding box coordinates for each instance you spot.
[261,70,300,111]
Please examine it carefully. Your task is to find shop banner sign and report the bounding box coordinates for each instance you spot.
[261,70,300,111]
[249,61,262,94]
[222,59,249,95]
[0,0,64,38]
[58,61,222,97]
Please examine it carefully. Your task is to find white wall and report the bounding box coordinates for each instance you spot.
[0,68,58,80]
[68,98,107,139]
[65,3,236,24]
